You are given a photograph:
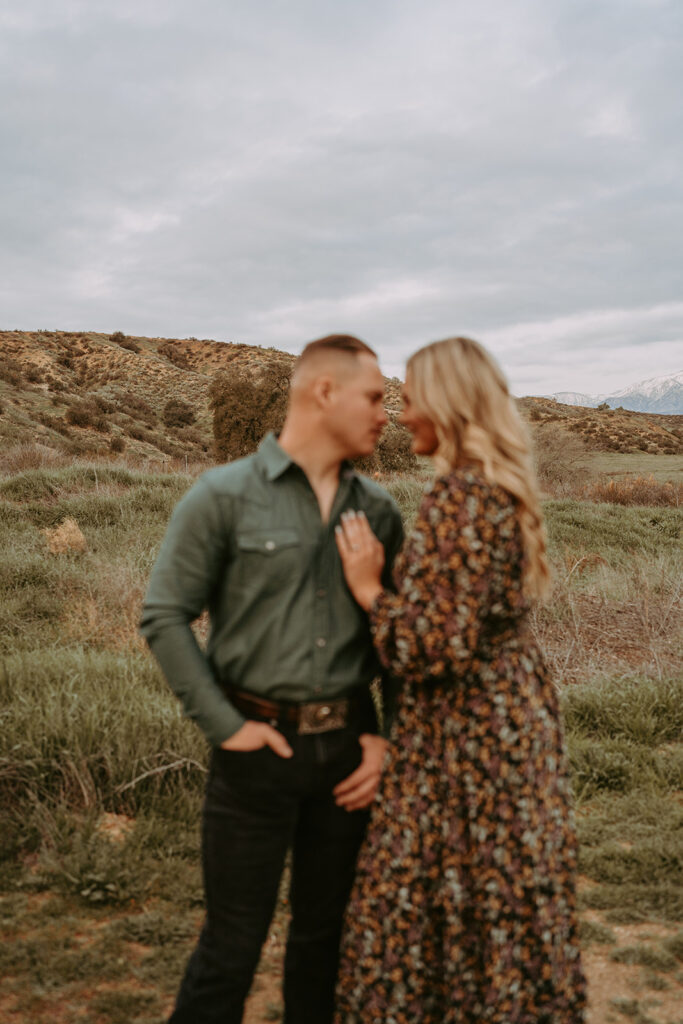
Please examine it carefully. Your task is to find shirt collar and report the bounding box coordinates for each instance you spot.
[256,432,358,483]
[256,432,295,481]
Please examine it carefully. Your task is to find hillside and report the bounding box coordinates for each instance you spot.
[1,329,681,462]
[518,396,682,455]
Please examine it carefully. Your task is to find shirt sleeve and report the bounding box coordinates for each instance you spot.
[369,474,495,683]
[139,476,246,747]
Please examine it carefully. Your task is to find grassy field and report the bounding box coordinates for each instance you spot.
[0,460,681,1023]
[577,452,683,483]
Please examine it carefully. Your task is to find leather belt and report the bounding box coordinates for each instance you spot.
[224,685,366,735]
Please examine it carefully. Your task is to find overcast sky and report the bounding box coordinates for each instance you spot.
[1,0,681,395]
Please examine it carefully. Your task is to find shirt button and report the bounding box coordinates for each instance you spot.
[265,540,276,551]
[316,637,327,648]
[316,588,326,598]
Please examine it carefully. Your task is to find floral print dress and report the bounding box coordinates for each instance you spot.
[335,469,586,1024]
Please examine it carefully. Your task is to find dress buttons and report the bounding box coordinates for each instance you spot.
[316,588,327,599]
[265,540,276,551]
[316,637,327,648]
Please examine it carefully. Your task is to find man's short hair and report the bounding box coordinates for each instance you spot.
[297,334,377,365]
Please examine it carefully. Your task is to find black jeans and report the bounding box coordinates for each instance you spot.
[168,716,374,1024]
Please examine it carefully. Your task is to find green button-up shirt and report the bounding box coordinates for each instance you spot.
[140,433,404,747]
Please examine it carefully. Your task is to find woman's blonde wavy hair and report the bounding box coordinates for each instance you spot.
[406,336,551,599]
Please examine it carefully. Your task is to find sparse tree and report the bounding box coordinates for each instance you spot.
[210,360,292,462]
[532,423,589,497]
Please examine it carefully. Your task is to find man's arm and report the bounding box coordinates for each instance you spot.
[139,476,245,747]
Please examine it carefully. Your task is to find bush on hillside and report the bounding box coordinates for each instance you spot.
[210,360,292,462]
[66,404,96,429]
[162,399,196,429]
[93,395,116,414]
[159,341,192,370]
[110,330,140,353]
[0,357,24,386]
[355,419,417,475]
[115,392,157,425]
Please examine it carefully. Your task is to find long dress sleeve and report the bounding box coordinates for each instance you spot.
[369,471,521,682]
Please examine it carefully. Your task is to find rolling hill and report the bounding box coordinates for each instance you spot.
[1,329,681,463]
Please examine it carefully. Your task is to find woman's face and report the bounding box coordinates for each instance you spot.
[399,375,439,455]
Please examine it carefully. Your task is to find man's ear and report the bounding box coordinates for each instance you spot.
[311,374,336,408]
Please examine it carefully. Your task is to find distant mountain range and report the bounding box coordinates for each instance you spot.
[547,371,683,414]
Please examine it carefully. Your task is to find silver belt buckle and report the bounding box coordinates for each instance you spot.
[298,699,349,735]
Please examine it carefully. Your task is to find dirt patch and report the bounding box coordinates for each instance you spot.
[584,946,682,1023]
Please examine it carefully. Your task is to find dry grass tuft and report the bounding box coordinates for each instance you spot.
[61,566,147,649]
[531,560,682,684]
[95,812,135,844]
[584,476,682,507]
[0,443,70,473]
[42,517,87,554]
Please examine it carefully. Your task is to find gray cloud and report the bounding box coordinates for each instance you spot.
[1,0,681,394]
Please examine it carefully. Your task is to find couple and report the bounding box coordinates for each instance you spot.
[141,334,586,1024]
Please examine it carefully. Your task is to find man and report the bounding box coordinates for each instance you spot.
[140,335,403,1024]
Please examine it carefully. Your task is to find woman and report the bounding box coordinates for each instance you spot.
[334,338,586,1023]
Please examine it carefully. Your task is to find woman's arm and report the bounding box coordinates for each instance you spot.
[369,475,498,682]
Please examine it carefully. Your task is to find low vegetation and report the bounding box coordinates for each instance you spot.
[0,457,679,1022]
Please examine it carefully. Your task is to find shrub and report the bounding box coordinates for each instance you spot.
[110,436,125,453]
[115,392,157,425]
[0,357,24,386]
[66,404,95,429]
[93,395,115,414]
[355,419,417,475]
[584,476,682,507]
[36,413,71,437]
[532,424,589,496]
[162,399,196,429]
[210,360,292,462]
[93,415,110,434]
[159,341,192,370]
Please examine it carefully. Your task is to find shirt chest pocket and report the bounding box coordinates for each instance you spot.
[234,527,302,594]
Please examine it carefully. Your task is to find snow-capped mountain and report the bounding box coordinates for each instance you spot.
[547,371,683,414]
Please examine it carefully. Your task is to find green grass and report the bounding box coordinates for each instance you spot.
[544,501,681,562]
[577,452,683,482]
